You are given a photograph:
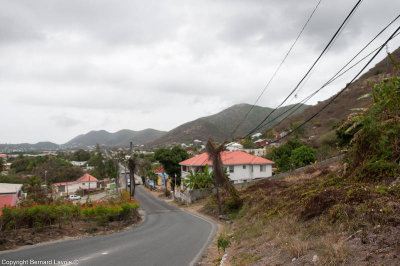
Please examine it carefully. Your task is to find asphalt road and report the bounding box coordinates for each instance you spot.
[1,186,217,266]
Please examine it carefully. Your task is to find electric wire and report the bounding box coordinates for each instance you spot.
[229,0,324,138]
[268,25,400,145]
[249,15,400,133]
[245,0,364,138]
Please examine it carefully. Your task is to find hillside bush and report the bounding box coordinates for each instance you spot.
[341,76,400,182]
[1,200,139,230]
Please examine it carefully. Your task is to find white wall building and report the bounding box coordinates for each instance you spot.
[179,151,274,185]
[225,142,244,151]
[243,148,267,157]
[53,173,98,196]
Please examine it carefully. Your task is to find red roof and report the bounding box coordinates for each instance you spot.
[0,194,17,215]
[154,166,165,174]
[53,174,98,186]
[179,151,274,166]
[0,154,7,158]
[76,173,98,182]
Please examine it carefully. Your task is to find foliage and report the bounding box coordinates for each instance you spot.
[342,76,400,182]
[71,149,91,161]
[1,200,139,230]
[146,168,158,187]
[23,176,53,204]
[217,233,231,253]
[267,138,302,172]
[87,144,106,179]
[290,120,305,137]
[0,157,3,171]
[154,146,189,187]
[240,137,254,149]
[290,146,316,168]
[184,165,214,191]
[10,155,84,184]
[0,174,23,184]
[265,129,277,139]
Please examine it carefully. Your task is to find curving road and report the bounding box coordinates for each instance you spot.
[1,187,216,266]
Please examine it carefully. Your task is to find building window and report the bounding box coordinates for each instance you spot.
[260,165,266,172]
[82,183,85,185]
[182,166,187,172]
[242,165,246,169]
[229,166,234,173]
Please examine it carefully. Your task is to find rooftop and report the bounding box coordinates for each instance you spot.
[179,151,274,166]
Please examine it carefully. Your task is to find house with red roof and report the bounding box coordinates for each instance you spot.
[179,151,274,184]
[53,173,98,196]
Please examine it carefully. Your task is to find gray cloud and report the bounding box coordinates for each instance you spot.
[1,0,400,143]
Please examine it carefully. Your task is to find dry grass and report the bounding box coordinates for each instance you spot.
[314,234,349,265]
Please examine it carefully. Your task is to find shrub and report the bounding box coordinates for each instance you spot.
[217,234,231,253]
[290,146,316,168]
[1,201,140,231]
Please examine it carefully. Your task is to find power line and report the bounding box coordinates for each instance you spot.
[269,25,400,145]
[229,0,323,138]
[250,14,400,133]
[245,0,364,138]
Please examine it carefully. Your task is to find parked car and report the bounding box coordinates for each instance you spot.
[69,194,81,201]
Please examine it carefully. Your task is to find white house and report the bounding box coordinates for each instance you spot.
[225,142,244,151]
[251,133,262,139]
[243,148,267,157]
[53,173,98,196]
[70,161,87,167]
[179,151,274,184]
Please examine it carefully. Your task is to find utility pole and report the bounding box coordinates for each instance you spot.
[125,162,128,191]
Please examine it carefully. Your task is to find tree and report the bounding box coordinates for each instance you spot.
[0,157,3,171]
[146,169,158,189]
[136,158,152,184]
[240,138,254,149]
[184,164,214,191]
[24,176,50,204]
[265,129,277,139]
[267,138,302,172]
[290,146,316,167]
[154,146,189,190]
[87,144,106,179]
[71,149,91,161]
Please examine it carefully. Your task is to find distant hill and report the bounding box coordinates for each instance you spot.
[65,128,167,148]
[270,45,400,148]
[0,142,60,152]
[149,103,308,147]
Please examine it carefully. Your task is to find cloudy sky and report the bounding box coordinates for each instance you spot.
[1,0,400,144]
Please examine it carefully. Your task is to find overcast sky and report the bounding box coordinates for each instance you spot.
[1,0,400,144]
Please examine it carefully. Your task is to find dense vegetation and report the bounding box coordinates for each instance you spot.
[9,155,84,184]
[266,139,317,172]
[1,199,139,230]
[339,76,400,183]
[154,146,189,187]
